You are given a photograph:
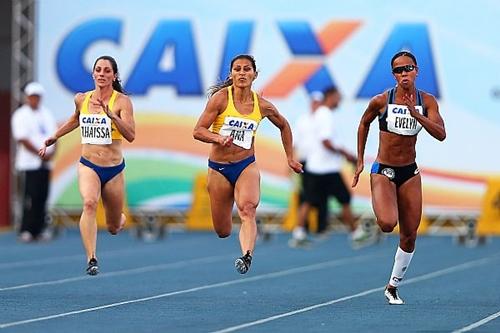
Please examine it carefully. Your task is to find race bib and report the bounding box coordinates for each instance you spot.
[218,116,258,149]
[80,114,112,144]
[386,104,424,136]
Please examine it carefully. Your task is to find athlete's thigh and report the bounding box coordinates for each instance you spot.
[370,174,398,221]
[207,169,235,226]
[78,164,101,202]
[101,172,125,222]
[396,174,422,235]
[234,162,260,210]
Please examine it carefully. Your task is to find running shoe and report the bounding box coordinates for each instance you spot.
[86,258,99,276]
[351,225,379,249]
[384,286,404,305]
[18,231,33,243]
[288,237,313,249]
[235,251,252,274]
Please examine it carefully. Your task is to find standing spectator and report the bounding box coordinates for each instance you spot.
[291,91,328,243]
[11,82,57,242]
[291,86,370,247]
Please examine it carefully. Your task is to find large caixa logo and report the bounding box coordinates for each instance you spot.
[56,18,440,98]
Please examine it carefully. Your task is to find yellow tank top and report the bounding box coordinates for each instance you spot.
[211,86,262,150]
[79,90,123,144]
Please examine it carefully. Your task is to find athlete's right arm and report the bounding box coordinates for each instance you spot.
[192,90,232,147]
[39,94,83,157]
[352,93,385,187]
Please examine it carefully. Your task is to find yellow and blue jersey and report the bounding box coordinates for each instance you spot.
[211,86,262,149]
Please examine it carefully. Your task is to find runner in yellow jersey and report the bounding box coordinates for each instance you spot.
[40,55,135,276]
[193,54,303,274]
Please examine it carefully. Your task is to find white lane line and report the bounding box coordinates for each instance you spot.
[210,255,500,333]
[0,239,289,290]
[0,239,288,291]
[0,254,234,291]
[0,254,83,269]
[0,243,171,269]
[0,234,220,270]
[451,310,500,333]
[0,253,380,329]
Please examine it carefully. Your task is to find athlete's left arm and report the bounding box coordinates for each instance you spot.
[403,92,446,141]
[260,98,303,173]
[99,94,136,142]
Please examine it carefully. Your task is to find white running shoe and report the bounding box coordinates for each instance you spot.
[292,226,307,241]
[288,237,312,249]
[384,287,404,305]
[18,231,33,243]
[351,225,378,249]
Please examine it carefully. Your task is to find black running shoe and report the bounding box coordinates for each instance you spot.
[235,251,252,274]
[86,258,99,276]
[384,286,404,305]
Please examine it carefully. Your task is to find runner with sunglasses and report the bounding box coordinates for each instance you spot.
[352,50,446,304]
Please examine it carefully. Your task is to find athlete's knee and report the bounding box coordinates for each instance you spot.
[213,223,231,238]
[82,198,99,213]
[238,202,257,220]
[215,228,231,238]
[107,213,125,235]
[377,218,397,233]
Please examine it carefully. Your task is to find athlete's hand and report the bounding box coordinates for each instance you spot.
[288,159,303,174]
[98,99,115,120]
[38,136,55,159]
[351,161,364,187]
[218,135,233,147]
[403,93,418,117]
[42,136,57,148]
[38,146,47,159]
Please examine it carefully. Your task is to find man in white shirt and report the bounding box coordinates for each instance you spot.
[292,86,371,247]
[11,82,57,242]
[291,91,329,243]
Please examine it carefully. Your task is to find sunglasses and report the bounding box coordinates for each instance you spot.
[392,64,416,74]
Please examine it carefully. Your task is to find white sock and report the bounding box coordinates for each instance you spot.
[388,247,414,288]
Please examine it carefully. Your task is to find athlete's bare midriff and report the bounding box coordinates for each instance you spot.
[376,131,417,166]
[209,142,255,163]
[81,140,123,166]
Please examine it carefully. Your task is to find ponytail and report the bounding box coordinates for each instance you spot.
[207,77,233,98]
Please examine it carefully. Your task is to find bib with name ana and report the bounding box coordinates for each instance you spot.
[218,116,259,149]
[211,86,262,150]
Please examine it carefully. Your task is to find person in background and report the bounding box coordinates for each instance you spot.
[193,54,303,274]
[292,86,370,247]
[352,50,446,304]
[40,55,135,275]
[11,82,57,243]
[291,91,328,244]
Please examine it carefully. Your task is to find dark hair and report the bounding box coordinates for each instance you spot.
[322,85,339,97]
[93,55,126,93]
[391,51,417,67]
[207,54,257,98]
